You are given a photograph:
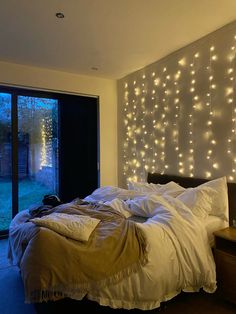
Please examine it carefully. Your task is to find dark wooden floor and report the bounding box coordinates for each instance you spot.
[35,291,236,314]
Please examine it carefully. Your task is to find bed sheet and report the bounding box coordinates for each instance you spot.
[204,215,228,247]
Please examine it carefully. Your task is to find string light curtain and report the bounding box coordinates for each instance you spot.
[118,21,236,188]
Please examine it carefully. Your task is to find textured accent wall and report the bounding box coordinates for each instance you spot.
[118,21,236,188]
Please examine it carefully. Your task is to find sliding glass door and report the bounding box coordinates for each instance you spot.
[0,90,59,233]
[0,86,99,235]
[17,96,58,212]
[0,93,12,231]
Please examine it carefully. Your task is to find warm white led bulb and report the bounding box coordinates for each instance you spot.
[206,172,211,178]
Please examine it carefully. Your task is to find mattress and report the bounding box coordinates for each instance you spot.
[204,215,228,247]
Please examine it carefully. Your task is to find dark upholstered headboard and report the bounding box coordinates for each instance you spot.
[147,173,236,226]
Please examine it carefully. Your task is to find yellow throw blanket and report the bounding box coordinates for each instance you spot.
[19,202,148,303]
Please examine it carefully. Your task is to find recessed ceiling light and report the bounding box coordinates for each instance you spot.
[56,12,64,18]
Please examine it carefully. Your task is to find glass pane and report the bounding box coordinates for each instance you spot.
[18,96,58,211]
[0,93,12,231]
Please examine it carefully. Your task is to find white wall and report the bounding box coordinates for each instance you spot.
[0,61,117,186]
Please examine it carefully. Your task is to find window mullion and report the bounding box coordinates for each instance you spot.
[11,93,18,218]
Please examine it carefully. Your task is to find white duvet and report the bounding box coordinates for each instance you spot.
[9,191,216,310]
[77,194,216,310]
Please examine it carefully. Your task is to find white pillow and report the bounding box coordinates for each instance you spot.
[156,181,186,197]
[177,186,217,219]
[84,186,146,202]
[176,176,229,221]
[128,180,185,197]
[127,181,157,192]
[84,186,125,202]
[197,177,229,221]
[30,213,100,241]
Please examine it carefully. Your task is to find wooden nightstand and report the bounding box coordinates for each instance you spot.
[214,227,236,304]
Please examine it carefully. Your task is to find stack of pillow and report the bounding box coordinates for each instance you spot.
[127,177,229,221]
[84,176,229,222]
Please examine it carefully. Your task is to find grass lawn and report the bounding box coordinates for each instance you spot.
[0,179,53,231]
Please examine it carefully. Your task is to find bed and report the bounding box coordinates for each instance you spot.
[8,173,236,311]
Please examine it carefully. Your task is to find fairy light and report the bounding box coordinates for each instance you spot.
[160,71,168,174]
[40,119,47,169]
[188,52,200,177]
[123,84,130,176]
[151,76,161,174]
[204,45,217,177]
[173,68,182,173]
[122,32,236,184]
[227,35,236,181]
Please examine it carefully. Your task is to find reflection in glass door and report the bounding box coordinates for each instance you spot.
[18,96,58,212]
[0,87,98,235]
[0,93,12,231]
[0,91,59,233]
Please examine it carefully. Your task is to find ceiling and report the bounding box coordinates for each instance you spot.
[0,0,236,79]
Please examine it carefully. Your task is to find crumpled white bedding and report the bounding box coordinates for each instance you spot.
[73,194,217,310]
[9,191,217,310]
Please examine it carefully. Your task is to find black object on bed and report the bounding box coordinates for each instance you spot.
[147,173,236,226]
